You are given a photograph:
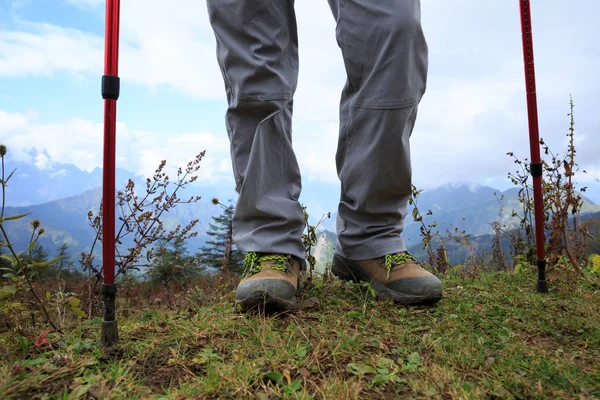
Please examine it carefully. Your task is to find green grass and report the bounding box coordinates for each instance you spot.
[1,271,599,399]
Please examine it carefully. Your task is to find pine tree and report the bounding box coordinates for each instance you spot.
[56,243,72,270]
[50,242,83,281]
[30,243,51,282]
[199,202,244,274]
[31,244,48,263]
[150,238,202,287]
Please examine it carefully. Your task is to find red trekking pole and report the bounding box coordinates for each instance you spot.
[519,0,548,293]
[101,0,121,346]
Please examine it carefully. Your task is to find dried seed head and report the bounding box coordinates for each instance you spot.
[31,220,41,229]
[39,228,45,235]
[211,198,219,205]
[0,144,6,157]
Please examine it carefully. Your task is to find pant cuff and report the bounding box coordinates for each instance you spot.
[335,238,407,260]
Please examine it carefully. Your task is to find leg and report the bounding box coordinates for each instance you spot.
[328,0,428,259]
[207,0,305,313]
[206,0,305,260]
[328,0,442,305]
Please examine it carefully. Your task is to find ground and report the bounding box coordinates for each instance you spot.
[1,271,599,399]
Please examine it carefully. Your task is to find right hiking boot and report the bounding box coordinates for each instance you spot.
[332,252,443,306]
[235,253,303,313]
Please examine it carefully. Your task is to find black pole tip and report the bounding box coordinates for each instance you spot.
[101,283,118,346]
[101,320,119,346]
[536,259,548,293]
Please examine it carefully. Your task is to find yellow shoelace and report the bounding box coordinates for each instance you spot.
[384,253,415,279]
[242,252,289,277]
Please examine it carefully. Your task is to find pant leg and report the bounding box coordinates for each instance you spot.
[206,0,305,260]
[327,0,428,260]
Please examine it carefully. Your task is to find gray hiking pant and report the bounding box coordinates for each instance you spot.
[206,0,428,261]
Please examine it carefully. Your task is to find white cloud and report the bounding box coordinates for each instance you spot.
[0,23,103,77]
[0,109,233,185]
[34,152,52,170]
[294,123,339,185]
[49,168,67,178]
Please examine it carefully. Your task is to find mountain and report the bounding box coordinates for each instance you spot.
[2,188,103,261]
[318,184,600,250]
[402,184,600,248]
[3,160,134,207]
[309,184,600,269]
[1,186,233,268]
[3,159,600,272]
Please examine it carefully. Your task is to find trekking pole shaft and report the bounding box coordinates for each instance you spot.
[101,0,121,346]
[519,0,547,292]
[102,0,120,286]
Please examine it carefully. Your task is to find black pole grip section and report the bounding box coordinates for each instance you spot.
[102,75,120,100]
[101,284,119,346]
[530,162,543,178]
[536,259,548,293]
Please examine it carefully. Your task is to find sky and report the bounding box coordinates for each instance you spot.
[1,0,599,211]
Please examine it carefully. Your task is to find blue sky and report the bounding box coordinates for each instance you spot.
[1,0,599,211]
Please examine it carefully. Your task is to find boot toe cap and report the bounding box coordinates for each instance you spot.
[387,275,443,303]
[235,279,299,313]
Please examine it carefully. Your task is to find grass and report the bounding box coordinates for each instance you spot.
[1,271,599,399]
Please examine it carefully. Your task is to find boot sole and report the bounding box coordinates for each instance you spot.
[235,277,301,314]
[235,290,299,314]
[332,254,442,306]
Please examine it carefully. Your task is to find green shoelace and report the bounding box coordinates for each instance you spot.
[384,253,415,279]
[242,252,289,277]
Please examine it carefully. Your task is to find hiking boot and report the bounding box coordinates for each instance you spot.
[332,252,443,305]
[235,253,303,313]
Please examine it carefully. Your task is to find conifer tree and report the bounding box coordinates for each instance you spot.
[56,243,72,270]
[150,237,201,287]
[198,201,244,274]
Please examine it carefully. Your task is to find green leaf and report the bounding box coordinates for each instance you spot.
[1,254,14,263]
[289,378,302,391]
[402,352,423,373]
[0,286,17,300]
[264,371,282,384]
[4,168,16,184]
[2,273,16,279]
[588,254,600,274]
[514,263,523,274]
[70,383,91,400]
[64,296,86,318]
[1,212,32,222]
[407,352,422,366]
[65,297,80,307]
[32,256,62,268]
[376,357,396,368]
[346,363,376,376]
[295,346,307,359]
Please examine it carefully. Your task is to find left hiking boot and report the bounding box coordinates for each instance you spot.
[332,252,443,305]
[235,253,303,313]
